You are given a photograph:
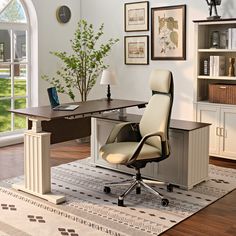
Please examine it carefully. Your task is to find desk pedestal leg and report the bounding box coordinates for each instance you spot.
[12,119,65,204]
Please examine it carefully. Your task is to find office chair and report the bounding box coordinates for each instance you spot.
[100,69,174,207]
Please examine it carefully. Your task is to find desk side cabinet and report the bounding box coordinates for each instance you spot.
[91,117,209,190]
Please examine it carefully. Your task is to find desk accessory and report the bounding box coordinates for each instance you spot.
[47,87,79,111]
[100,69,117,101]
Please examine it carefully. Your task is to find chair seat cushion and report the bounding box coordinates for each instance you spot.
[100,142,161,164]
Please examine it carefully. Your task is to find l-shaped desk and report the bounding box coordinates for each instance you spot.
[11,99,147,204]
[11,99,210,204]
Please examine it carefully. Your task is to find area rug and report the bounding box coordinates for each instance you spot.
[0,159,236,236]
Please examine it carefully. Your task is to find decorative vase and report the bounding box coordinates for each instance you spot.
[228,57,235,77]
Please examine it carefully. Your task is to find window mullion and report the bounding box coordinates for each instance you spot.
[10,29,14,131]
[26,29,29,106]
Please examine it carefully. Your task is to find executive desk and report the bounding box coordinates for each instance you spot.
[11,99,147,204]
[91,113,210,190]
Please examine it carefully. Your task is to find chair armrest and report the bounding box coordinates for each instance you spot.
[106,122,138,144]
[127,131,169,165]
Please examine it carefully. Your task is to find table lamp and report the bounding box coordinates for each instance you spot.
[100,69,117,101]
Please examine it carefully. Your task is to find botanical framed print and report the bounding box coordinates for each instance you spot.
[125,35,149,65]
[151,5,186,60]
[124,1,149,32]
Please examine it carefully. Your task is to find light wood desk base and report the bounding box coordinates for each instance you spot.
[12,118,66,204]
[12,184,66,204]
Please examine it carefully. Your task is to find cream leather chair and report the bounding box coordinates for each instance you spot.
[100,69,174,207]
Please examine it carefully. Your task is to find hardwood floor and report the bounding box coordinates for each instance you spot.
[0,141,235,236]
[0,140,90,180]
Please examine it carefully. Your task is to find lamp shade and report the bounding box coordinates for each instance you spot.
[100,69,117,85]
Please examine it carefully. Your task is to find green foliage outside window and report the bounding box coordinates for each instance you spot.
[0,0,26,23]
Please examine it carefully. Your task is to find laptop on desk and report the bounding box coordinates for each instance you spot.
[47,87,79,111]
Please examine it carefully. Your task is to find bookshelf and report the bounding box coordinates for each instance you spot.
[198,75,236,80]
[194,19,236,160]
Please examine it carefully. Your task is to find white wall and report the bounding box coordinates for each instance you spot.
[80,0,236,120]
[26,0,81,106]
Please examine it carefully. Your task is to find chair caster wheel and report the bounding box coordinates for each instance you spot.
[136,187,141,194]
[103,186,111,194]
[167,184,173,192]
[118,199,124,207]
[161,198,169,207]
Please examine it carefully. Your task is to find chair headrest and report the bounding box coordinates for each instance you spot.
[149,69,172,93]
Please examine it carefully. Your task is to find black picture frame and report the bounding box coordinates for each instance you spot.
[124,35,149,65]
[124,1,149,32]
[151,5,186,60]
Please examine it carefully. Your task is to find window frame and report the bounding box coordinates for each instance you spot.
[0,15,30,137]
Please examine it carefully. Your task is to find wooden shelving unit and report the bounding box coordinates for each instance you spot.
[194,18,236,160]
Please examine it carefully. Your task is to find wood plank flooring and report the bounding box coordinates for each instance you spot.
[0,141,235,236]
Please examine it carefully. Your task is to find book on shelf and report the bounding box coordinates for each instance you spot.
[209,56,225,76]
[228,28,236,49]
[203,59,209,75]
[232,28,236,49]
[228,28,232,49]
[209,56,214,76]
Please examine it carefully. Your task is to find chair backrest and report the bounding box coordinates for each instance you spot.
[139,69,174,152]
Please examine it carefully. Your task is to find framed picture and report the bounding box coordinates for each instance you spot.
[151,5,186,60]
[0,43,4,62]
[125,35,149,65]
[124,1,149,32]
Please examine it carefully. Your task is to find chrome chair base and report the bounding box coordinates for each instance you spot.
[103,169,172,207]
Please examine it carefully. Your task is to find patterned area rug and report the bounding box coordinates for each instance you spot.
[0,159,236,236]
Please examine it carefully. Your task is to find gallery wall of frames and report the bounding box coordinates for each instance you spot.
[124,1,186,65]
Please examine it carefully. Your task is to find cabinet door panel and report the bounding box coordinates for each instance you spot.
[91,119,118,168]
[154,131,184,185]
[197,104,220,155]
[220,108,236,158]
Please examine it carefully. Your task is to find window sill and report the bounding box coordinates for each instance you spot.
[0,133,24,148]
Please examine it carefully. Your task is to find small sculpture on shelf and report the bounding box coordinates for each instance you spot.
[211,31,220,48]
[205,0,222,20]
[228,57,235,77]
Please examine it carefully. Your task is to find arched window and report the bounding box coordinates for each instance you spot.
[0,0,29,136]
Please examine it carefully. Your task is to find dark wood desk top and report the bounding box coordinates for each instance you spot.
[10,99,147,120]
[94,113,211,131]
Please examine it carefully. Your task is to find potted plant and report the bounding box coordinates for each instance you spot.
[42,19,119,101]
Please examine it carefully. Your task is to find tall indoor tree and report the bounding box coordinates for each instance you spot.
[43,19,119,101]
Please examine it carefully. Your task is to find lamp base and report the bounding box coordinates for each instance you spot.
[100,97,113,102]
[106,84,111,102]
